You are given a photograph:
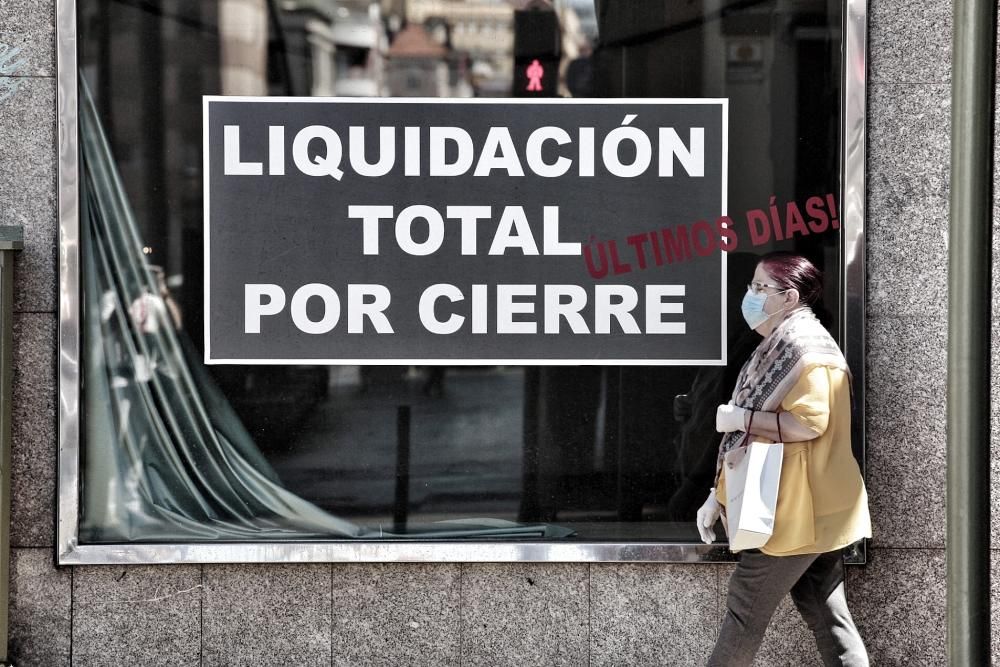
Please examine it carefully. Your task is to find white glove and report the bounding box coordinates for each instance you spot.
[696,490,722,544]
[715,403,747,433]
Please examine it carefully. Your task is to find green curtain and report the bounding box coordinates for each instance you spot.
[78,78,573,542]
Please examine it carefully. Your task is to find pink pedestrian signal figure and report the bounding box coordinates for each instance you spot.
[526,59,544,92]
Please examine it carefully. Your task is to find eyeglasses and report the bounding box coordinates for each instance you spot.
[747,281,786,295]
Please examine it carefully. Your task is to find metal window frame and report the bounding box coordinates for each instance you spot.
[55,0,869,565]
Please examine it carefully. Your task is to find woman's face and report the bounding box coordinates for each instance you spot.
[751,263,795,317]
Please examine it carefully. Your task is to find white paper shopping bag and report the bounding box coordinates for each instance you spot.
[723,436,784,552]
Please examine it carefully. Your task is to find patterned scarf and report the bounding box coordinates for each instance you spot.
[714,307,851,485]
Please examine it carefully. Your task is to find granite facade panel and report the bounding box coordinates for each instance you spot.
[868,0,951,85]
[330,563,461,667]
[460,563,588,667]
[8,548,71,667]
[72,564,201,666]
[866,83,950,319]
[590,563,717,666]
[847,548,946,665]
[202,564,332,666]
[864,315,947,548]
[0,0,55,77]
[992,228,1000,549]
[992,550,1000,665]
[994,316,1000,549]
[10,312,56,547]
[0,75,57,313]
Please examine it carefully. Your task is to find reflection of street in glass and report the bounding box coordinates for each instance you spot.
[269,367,525,523]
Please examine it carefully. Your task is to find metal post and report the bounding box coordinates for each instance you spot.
[948,0,995,663]
[0,226,22,665]
[393,405,411,534]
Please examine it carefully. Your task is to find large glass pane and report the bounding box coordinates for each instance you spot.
[77,0,845,543]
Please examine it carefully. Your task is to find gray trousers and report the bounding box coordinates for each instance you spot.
[708,548,869,667]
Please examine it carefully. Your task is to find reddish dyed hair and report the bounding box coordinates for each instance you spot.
[758,251,823,306]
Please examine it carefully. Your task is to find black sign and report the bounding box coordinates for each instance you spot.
[204,98,728,364]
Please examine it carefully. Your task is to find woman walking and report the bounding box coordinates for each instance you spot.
[697,251,872,666]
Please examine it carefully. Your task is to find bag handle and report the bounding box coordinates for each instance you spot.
[739,408,784,445]
[738,409,756,448]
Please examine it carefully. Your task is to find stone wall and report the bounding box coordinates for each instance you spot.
[0,0,993,664]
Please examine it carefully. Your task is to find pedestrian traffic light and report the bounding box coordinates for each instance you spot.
[513,7,560,97]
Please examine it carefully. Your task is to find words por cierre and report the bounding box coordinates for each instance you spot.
[224,116,706,336]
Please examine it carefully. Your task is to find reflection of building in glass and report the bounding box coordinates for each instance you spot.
[219,0,270,95]
[553,3,587,96]
[330,4,388,96]
[390,0,515,95]
[379,1,592,97]
[274,1,340,96]
[278,1,388,97]
[385,23,450,97]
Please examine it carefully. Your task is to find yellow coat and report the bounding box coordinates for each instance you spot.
[715,364,872,556]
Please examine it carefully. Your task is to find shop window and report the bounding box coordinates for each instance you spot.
[68,0,860,556]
